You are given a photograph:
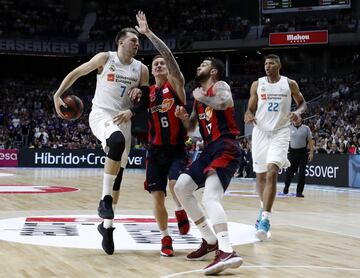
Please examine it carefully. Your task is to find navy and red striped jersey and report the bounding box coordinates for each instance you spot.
[148,81,187,146]
[194,85,240,145]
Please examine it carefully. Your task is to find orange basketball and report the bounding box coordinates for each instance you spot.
[60,95,84,120]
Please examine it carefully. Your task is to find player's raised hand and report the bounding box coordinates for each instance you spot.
[135,11,150,35]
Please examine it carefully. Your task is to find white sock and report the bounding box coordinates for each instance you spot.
[160,229,169,238]
[102,173,116,199]
[260,201,263,209]
[197,220,217,245]
[262,211,271,220]
[104,219,113,228]
[217,231,233,253]
[175,205,183,211]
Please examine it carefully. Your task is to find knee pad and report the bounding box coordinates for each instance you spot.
[106,131,125,161]
[113,167,124,191]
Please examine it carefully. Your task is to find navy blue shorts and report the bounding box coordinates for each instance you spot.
[184,137,241,191]
[145,145,188,195]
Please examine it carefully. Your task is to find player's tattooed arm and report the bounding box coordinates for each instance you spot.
[193,81,233,110]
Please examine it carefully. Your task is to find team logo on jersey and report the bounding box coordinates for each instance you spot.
[260,86,266,92]
[261,94,267,100]
[109,64,116,72]
[151,98,175,113]
[107,73,115,82]
[160,98,174,112]
[162,88,170,94]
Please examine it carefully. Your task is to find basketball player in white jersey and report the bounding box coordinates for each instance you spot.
[53,28,150,254]
[245,54,306,240]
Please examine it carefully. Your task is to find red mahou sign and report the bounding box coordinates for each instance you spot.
[269,30,328,46]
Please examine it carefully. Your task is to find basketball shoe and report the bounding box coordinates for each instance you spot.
[160,235,174,257]
[186,239,218,261]
[97,195,114,219]
[255,208,262,229]
[255,218,270,241]
[203,250,243,275]
[175,209,190,235]
[97,222,115,255]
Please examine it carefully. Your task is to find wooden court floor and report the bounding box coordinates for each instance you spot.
[0,167,359,278]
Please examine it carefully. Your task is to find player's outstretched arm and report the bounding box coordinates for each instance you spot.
[54,52,108,118]
[135,10,185,104]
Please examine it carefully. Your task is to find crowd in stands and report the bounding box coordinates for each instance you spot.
[0,0,81,39]
[262,14,358,37]
[0,77,97,150]
[1,0,358,46]
[89,0,250,43]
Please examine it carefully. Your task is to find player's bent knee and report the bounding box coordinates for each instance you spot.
[106,131,125,161]
[174,174,194,197]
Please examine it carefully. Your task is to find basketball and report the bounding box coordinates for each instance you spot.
[60,95,84,120]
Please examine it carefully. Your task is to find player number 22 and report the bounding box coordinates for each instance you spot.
[268,102,279,112]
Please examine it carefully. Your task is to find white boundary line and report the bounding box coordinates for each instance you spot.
[161,265,360,278]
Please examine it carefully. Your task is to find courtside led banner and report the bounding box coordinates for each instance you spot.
[0,149,18,167]
[269,30,328,46]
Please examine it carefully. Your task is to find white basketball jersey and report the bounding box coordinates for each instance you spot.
[255,76,292,131]
[92,51,142,114]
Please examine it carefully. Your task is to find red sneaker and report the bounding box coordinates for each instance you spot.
[204,250,243,275]
[175,209,190,235]
[160,236,174,257]
[186,239,218,261]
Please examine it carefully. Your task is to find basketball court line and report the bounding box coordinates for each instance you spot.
[161,265,360,278]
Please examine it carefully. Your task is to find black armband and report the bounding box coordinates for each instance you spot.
[130,85,150,115]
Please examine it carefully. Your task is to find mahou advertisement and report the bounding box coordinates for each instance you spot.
[0,149,18,167]
[269,30,328,46]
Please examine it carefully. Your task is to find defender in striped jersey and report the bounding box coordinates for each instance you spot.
[135,11,190,257]
[174,57,243,275]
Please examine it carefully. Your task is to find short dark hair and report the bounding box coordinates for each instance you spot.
[265,54,281,65]
[115,27,139,45]
[152,54,163,62]
[204,57,225,80]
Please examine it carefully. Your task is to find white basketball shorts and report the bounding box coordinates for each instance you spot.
[252,125,290,173]
[89,107,131,168]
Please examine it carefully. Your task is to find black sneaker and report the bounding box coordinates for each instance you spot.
[283,186,289,195]
[97,222,115,255]
[296,193,304,198]
[98,195,114,219]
